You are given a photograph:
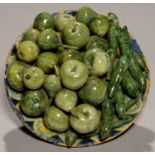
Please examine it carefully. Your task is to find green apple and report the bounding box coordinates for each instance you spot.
[76,6,98,25]
[33,12,55,31]
[55,13,76,31]
[23,28,40,43]
[38,29,60,50]
[83,48,111,76]
[44,106,69,132]
[62,21,90,48]
[70,103,100,134]
[60,59,88,90]
[78,76,107,106]
[20,89,49,117]
[6,61,28,91]
[37,52,58,73]
[59,49,82,64]
[90,17,109,37]
[55,89,77,112]
[43,74,62,98]
[17,41,40,63]
[23,66,45,90]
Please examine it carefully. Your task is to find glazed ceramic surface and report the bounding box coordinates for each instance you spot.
[4,11,150,147]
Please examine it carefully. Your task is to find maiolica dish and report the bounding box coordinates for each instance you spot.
[4,10,150,147]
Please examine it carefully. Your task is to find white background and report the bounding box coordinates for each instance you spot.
[0,3,155,152]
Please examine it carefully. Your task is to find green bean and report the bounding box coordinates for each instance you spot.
[128,54,147,92]
[106,23,119,80]
[108,55,129,98]
[107,12,120,27]
[118,26,131,55]
[132,52,148,72]
[113,87,126,118]
[112,114,136,129]
[122,71,140,98]
[99,99,114,140]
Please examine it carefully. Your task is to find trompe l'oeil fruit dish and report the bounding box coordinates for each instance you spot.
[5,6,150,147]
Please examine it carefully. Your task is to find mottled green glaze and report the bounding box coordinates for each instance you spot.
[108,23,119,51]
[114,87,126,118]
[59,49,82,64]
[118,26,147,92]
[23,66,45,90]
[23,28,40,42]
[33,12,55,31]
[55,13,76,31]
[37,52,58,73]
[78,76,107,106]
[99,100,113,140]
[108,55,129,98]
[86,35,108,50]
[63,21,90,48]
[132,52,148,72]
[122,71,140,98]
[55,89,77,112]
[118,26,131,55]
[70,104,100,134]
[43,74,62,98]
[44,106,69,132]
[129,54,147,92]
[38,29,60,50]
[20,89,49,117]
[83,48,111,76]
[76,6,97,25]
[60,59,88,90]
[6,61,28,91]
[112,114,135,129]
[106,23,119,80]
[90,17,109,37]
[17,41,40,63]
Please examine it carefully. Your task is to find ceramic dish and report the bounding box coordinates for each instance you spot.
[4,10,150,148]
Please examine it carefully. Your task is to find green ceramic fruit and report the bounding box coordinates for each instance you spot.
[23,28,40,42]
[20,89,49,117]
[86,35,108,50]
[23,66,45,90]
[6,61,28,91]
[59,49,82,64]
[37,52,58,73]
[55,13,76,31]
[90,17,109,37]
[70,103,101,134]
[55,89,77,112]
[78,76,107,106]
[44,106,69,132]
[43,74,62,98]
[83,48,111,76]
[62,21,90,48]
[76,6,97,25]
[38,29,60,50]
[17,41,40,63]
[33,12,55,31]
[60,59,88,90]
